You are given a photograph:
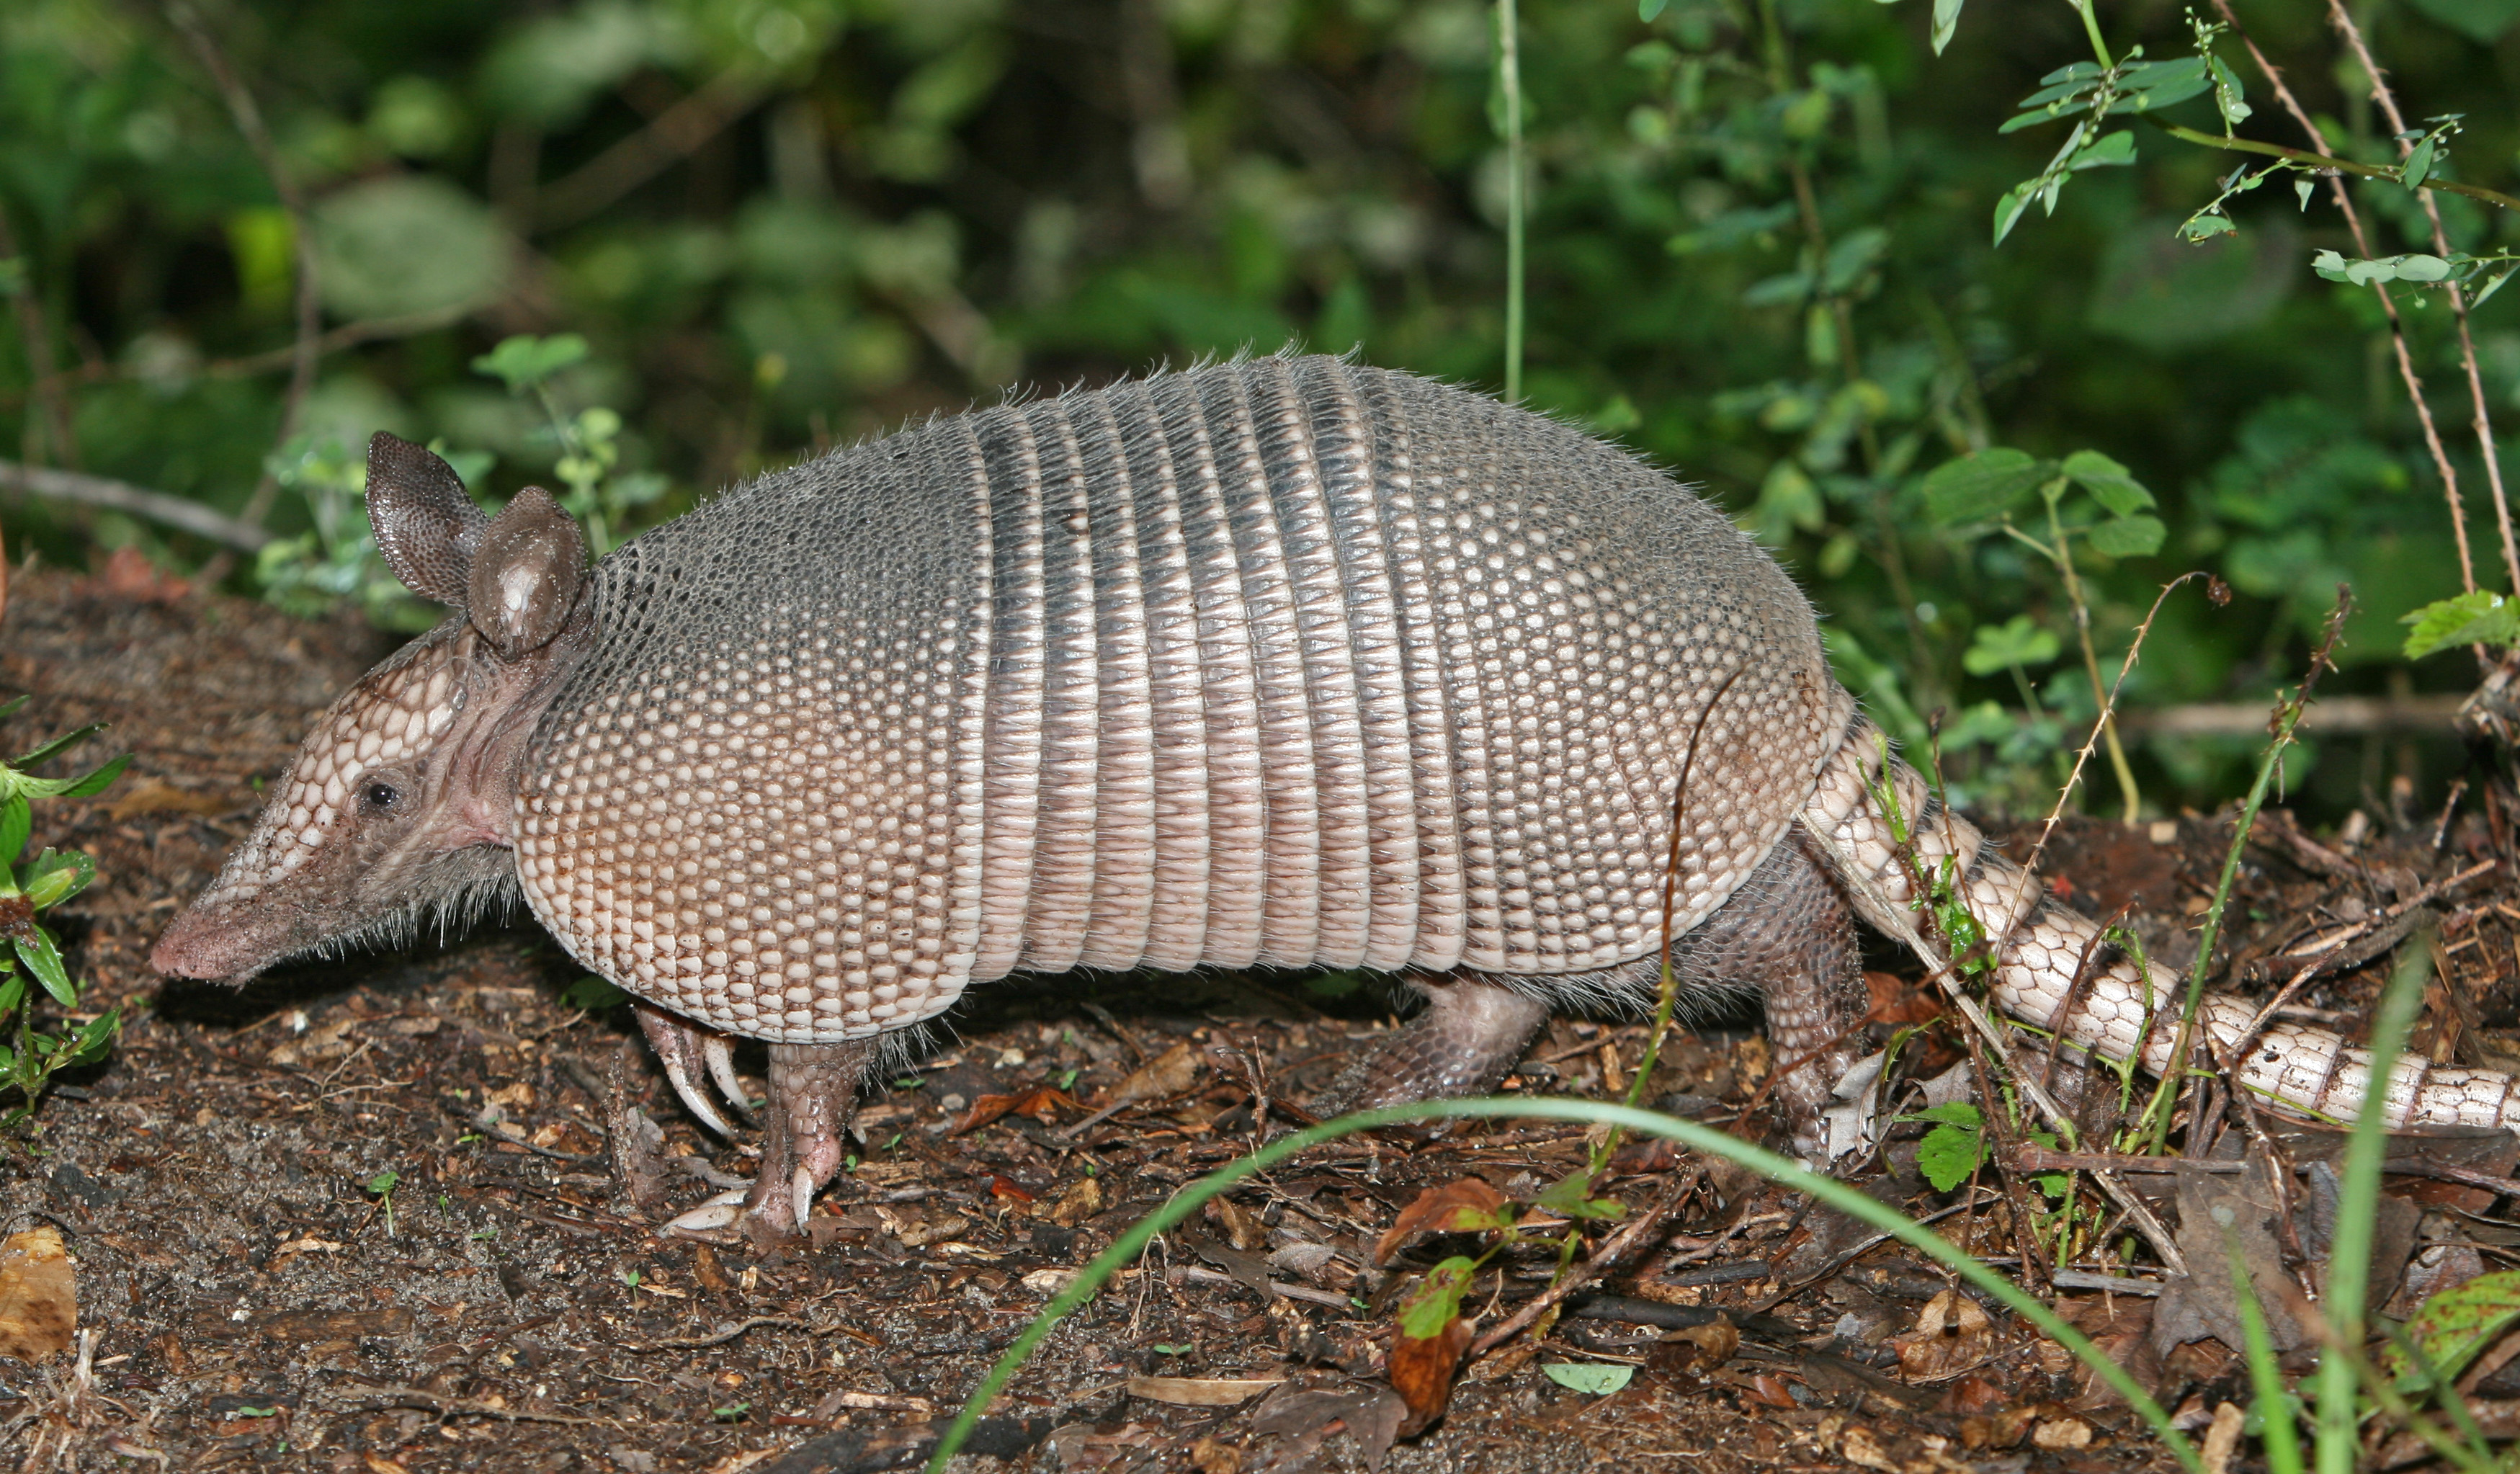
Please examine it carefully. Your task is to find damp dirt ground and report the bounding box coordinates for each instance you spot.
[4,567,2518,1474]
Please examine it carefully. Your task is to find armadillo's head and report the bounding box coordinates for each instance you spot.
[152,434,597,982]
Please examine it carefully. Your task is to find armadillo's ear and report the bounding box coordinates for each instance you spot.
[465,486,589,658]
[367,432,491,607]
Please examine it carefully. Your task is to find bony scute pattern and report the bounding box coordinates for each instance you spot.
[513,357,1843,1045]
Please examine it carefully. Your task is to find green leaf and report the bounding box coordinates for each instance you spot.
[63,1011,117,1066]
[2386,1269,2520,1387]
[24,754,133,801]
[1533,1171,1627,1221]
[20,849,94,910]
[1922,448,2048,525]
[2086,514,2167,557]
[2122,57,2212,111]
[0,971,24,1015]
[0,797,29,867]
[1542,1363,1636,1395]
[365,1169,401,1197]
[11,720,104,771]
[2402,135,2438,195]
[2067,130,2135,171]
[1306,968,1367,999]
[1992,181,2037,246]
[558,975,630,1011]
[2179,214,2237,243]
[1397,1256,1478,1340]
[1963,617,2061,676]
[2395,254,2452,282]
[2207,55,2251,127]
[1638,0,1669,19]
[1930,0,1963,54]
[2403,591,2520,658]
[1915,1117,1985,1193]
[2060,450,2154,514]
[14,929,73,1008]
[472,334,589,393]
[0,696,29,723]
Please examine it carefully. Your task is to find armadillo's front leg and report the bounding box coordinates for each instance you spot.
[633,1001,741,1138]
[741,1039,878,1247]
[1318,975,1552,1113]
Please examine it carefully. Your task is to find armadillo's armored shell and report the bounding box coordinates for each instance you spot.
[514,357,1849,1043]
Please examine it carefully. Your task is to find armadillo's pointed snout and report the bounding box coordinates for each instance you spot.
[150,898,281,982]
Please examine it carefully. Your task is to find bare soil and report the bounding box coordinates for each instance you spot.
[4,569,2514,1473]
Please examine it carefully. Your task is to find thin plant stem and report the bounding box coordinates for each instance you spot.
[2070,0,2113,68]
[2320,0,2519,597]
[1496,0,1524,402]
[2149,122,2520,214]
[2041,483,2141,821]
[2199,3,2480,607]
[2137,589,2350,1156]
[2315,932,2434,1474]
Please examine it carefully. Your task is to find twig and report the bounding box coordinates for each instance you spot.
[2120,694,2462,737]
[0,459,272,550]
[2321,0,2519,598]
[167,1,320,552]
[534,67,769,231]
[343,1386,602,1426]
[2150,121,2520,215]
[620,1316,809,1352]
[1465,1173,1692,1357]
[2204,2,2480,602]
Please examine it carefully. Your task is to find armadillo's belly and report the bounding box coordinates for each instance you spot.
[516,356,1846,1044]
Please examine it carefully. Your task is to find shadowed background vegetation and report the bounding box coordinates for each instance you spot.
[3,0,2516,817]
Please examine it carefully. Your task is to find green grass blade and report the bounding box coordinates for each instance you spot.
[2227,1228,2306,1474]
[2315,929,2434,1474]
[925,1096,2203,1473]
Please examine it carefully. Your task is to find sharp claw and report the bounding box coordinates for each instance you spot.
[661,1057,736,1138]
[792,1166,816,1232]
[703,1035,756,1122]
[666,1188,747,1232]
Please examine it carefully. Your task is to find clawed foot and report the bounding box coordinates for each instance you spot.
[622,1004,874,1245]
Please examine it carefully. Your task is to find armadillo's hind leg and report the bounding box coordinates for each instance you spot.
[1706,826,1868,1153]
[1316,974,1552,1115]
[741,1038,879,1249]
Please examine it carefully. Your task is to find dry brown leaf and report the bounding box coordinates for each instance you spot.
[91,545,191,604]
[1894,1289,1993,1379]
[1046,1176,1103,1227]
[1207,1195,1265,1251]
[2032,1416,2094,1450]
[1388,1314,1473,1437]
[951,1085,1081,1135]
[105,777,238,820]
[1102,1042,1200,1107]
[1838,1425,1903,1473]
[0,1225,75,1364]
[1661,1318,1739,1372]
[1125,1375,1285,1407]
[1373,1178,1511,1265]
[2202,1401,2245,1474]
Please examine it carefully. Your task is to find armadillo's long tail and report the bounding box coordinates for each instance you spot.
[1797,718,2520,1132]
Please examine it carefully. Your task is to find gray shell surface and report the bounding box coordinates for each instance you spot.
[514,357,1845,1044]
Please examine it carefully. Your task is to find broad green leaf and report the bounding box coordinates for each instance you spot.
[1534,1171,1626,1221]
[2060,450,2155,514]
[1963,616,2061,676]
[473,333,591,393]
[65,1011,117,1066]
[558,975,630,1011]
[1397,1256,1477,1340]
[1930,0,1963,54]
[316,176,511,321]
[1542,1363,1635,1395]
[1921,448,2048,525]
[11,720,104,771]
[0,797,29,867]
[0,971,24,1014]
[2179,214,2237,242]
[1741,272,1813,308]
[1992,182,2037,246]
[20,849,94,910]
[2403,591,2520,658]
[2395,254,2452,282]
[1915,1116,1985,1192]
[2385,1269,2520,1386]
[2207,55,2251,127]
[2402,135,2437,195]
[2068,130,2135,171]
[2122,57,2212,110]
[2086,514,2166,557]
[14,928,73,1008]
[1638,0,1669,19]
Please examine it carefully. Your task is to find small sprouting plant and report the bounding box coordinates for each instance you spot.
[471,334,667,558]
[255,432,489,631]
[0,700,130,1131]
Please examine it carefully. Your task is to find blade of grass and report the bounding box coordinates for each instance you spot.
[2314,927,2434,1474]
[1495,0,1524,401]
[2227,1225,2307,1474]
[924,1096,2204,1473]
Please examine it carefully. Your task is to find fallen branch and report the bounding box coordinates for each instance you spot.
[0,460,270,551]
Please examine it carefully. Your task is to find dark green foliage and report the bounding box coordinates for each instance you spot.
[0,0,2514,815]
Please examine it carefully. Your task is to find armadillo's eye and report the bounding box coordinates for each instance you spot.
[361,780,401,813]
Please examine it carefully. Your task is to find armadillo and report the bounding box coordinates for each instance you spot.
[151,354,2520,1242]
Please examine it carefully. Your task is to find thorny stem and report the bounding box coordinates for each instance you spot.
[2040,483,2142,821]
[2322,0,2519,598]
[2136,588,2351,1156]
[2204,0,2482,610]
